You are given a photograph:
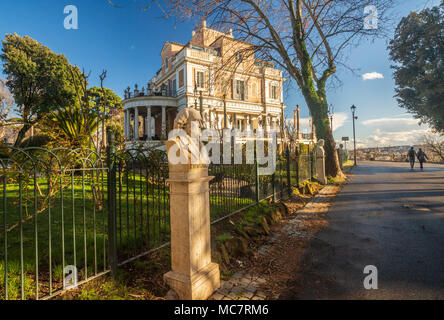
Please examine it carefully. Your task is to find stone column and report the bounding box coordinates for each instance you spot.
[146,106,152,140]
[223,95,227,129]
[134,107,139,141]
[161,106,167,140]
[126,109,131,140]
[164,110,220,300]
[296,105,302,140]
[316,140,327,184]
[124,109,128,140]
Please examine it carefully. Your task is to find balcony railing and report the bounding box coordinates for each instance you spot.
[124,85,177,100]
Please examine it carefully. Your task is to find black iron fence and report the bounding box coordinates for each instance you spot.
[0,137,316,300]
[208,143,317,223]
[0,147,109,300]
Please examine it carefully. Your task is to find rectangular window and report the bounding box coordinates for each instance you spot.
[271,85,278,99]
[179,70,184,88]
[196,71,205,88]
[235,80,245,101]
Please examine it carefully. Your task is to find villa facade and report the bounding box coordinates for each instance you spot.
[122,21,287,146]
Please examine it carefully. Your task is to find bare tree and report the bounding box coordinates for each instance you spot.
[422,132,444,162]
[143,0,396,177]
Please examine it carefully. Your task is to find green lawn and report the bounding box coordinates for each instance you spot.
[1,158,312,300]
[0,169,170,300]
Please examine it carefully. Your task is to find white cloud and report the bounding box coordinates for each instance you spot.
[362,117,421,132]
[362,72,384,80]
[357,116,431,148]
[331,113,348,132]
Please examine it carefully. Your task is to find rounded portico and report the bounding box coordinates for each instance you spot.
[123,85,179,143]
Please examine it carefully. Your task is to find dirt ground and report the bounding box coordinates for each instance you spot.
[240,185,343,299]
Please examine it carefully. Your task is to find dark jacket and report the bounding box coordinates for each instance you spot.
[417,151,428,162]
[408,149,416,159]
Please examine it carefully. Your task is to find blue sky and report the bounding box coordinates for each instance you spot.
[0,0,440,148]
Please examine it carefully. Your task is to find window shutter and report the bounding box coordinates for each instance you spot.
[192,68,196,88]
[231,79,234,99]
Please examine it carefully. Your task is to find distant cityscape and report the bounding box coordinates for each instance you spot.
[348,145,443,163]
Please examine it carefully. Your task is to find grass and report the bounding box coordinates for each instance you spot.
[1,159,313,300]
[0,170,170,300]
[343,160,354,168]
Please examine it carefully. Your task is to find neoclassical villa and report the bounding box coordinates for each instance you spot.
[122,20,287,146]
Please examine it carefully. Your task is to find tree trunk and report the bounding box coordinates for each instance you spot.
[13,123,32,148]
[302,90,344,178]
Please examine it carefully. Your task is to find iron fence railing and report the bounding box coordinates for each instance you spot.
[0,147,110,300]
[1,136,317,300]
[208,144,317,224]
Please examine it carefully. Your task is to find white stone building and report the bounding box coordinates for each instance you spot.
[122,21,287,146]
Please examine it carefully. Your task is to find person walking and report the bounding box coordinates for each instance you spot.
[408,147,416,170]
[416,148,429,171]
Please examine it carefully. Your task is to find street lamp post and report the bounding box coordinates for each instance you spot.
[329,103,334,132]
[351,104,357,166]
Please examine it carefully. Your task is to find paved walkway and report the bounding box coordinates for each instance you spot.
[209,185,339,300]
[280,161,444,299]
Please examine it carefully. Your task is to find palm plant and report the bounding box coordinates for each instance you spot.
[51,104,99,148]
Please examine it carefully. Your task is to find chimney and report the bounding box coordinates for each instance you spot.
[202,19,207,28]
[192,30,196,37]
[229,28,233,36]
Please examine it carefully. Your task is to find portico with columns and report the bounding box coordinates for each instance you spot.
[124,97,177,143]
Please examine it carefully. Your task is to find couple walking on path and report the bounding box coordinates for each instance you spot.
[408,147,428,170]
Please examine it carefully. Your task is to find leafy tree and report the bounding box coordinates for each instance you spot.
[88,86,123,115]
[133,0,394,177]
[88,85,123,151]
[1,34,78,147]
[389,1,444,132]
[0,78,13,142]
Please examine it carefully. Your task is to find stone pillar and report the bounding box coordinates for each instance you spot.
[134,107,139,141]
[164,108,220,300]
[161,106,167,140]
[316,139,327,185]
[223,95,227,129]
[296,105,302,140]
[124,109,128,140]
[126,109,131,140]
[146,106,152,140]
